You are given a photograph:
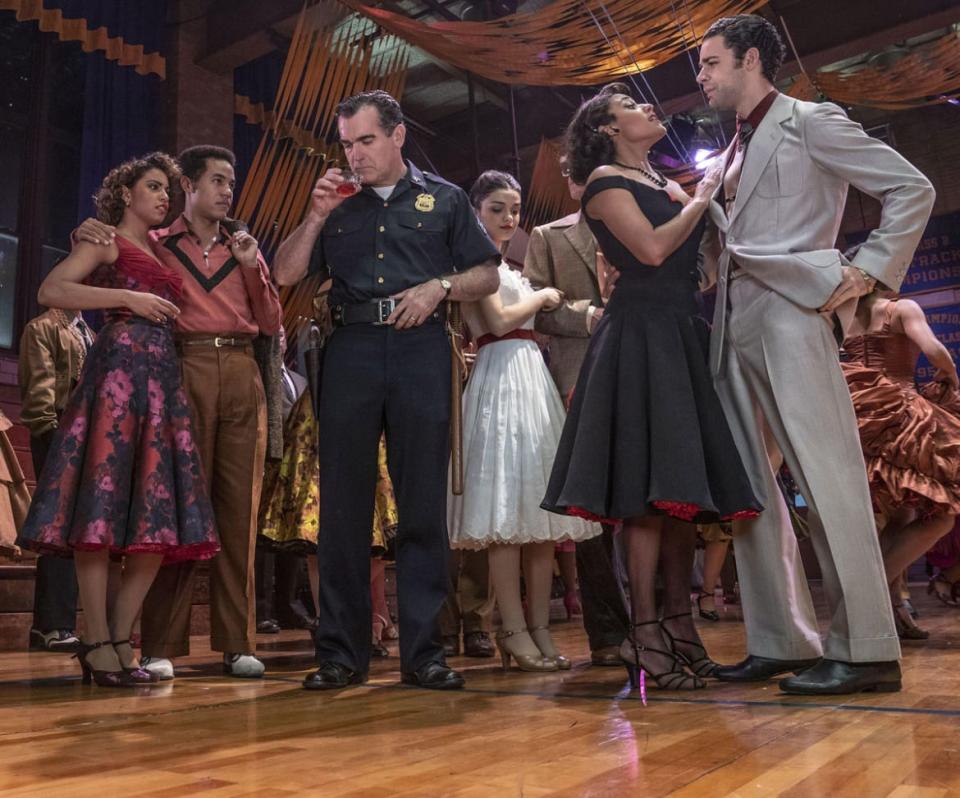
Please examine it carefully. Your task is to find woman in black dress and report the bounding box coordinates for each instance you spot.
[542,83,762,691]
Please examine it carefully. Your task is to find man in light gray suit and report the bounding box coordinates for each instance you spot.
[697,15,935,695]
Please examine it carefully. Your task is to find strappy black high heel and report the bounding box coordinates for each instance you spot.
[112,639,159,683]
[73,640,136,687]
[621,620,706,691]
[695,591,720,622]
[660,612,719,678]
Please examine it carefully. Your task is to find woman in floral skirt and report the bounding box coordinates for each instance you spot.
[16,153,219,687]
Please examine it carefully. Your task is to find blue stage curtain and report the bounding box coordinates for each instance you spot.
[76,53,163,223]
[73,0,167,223]
[0,0,167,77]
[234,50,285,197]
[49,0,165,54]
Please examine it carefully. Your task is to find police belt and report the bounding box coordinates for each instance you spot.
[332,298,447,327]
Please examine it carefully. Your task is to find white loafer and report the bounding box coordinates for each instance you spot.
[224,653,265,678]
[140,656,175,681]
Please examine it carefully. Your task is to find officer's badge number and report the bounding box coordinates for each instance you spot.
[415,193,436,212]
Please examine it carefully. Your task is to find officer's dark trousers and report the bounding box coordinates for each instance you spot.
[30,431,79,633]
[316,322,451,674]
[577,525,629,651]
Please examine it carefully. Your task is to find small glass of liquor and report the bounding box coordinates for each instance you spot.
[335,168,362,198]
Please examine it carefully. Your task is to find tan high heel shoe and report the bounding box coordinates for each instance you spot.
[528,625,571,670]
[495,629,558,672]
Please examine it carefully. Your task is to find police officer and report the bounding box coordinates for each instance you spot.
[275,90,500,691]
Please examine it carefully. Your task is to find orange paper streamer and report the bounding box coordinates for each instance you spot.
[787,31,960,110]
[337,0,765,87]
[235,7,409,334]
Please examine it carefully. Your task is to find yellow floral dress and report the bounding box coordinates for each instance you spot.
[258,390,398,555]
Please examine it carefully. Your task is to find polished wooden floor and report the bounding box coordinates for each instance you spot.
[2,590,959,798]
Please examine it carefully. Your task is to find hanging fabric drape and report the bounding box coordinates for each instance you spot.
[788,30,960,110]
[523,137,578,232]
[337,0,764,86]
[76,54,164,223]
[0,0,165,77]
[234,50,287,197]
[235,7,409,342]
[43,0,168,223]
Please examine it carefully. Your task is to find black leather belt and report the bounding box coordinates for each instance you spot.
[332,298,446,327]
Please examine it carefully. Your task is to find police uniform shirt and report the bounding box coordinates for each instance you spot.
[308,160,499,307]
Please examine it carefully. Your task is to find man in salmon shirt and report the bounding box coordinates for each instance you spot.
[73,145,282,680]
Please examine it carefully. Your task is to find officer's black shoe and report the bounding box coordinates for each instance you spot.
[256,619,281,634]
[303,661,367,690]
[779,659,901,695]
[714,654,821,682]
[401,661,465,690]
[441,635,460,657]
[463,631,495,658]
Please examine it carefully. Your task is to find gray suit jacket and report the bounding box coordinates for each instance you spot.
[704,93,935,376]
[523,212,602,397]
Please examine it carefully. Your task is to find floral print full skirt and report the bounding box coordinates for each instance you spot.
[16,317,219,564]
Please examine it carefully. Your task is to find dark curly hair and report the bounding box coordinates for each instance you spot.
[178,145,236,184]
[563,82,631,185]
[468,170,521,211]
[703,15,786,84]
[94,152,180,226]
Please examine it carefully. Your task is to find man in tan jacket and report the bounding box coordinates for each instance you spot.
[18,307,94,651]
[523,163,629,665]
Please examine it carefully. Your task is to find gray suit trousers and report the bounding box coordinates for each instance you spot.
[715,275,899,663]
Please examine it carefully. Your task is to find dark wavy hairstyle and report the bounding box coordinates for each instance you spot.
[93,151,180,226]
[336,90,404,134]
[178,145,236,184]
[703,15,786,84]
[468,170,521,211]
[563,82,631,186]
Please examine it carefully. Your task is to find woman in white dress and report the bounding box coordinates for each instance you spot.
[448,171,601,672]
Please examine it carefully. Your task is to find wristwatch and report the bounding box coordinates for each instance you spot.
[438,277,452,298]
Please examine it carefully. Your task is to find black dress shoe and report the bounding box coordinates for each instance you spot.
[714,654,821,682]
[294,615,320,632]
[303,661,367,690]
[463,631,495,658]
[441,635,460,657]
[400,661,465,690]
[256,619,281,634]
[779,659,901,695]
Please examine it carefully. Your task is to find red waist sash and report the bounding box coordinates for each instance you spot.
[477,329,537,349]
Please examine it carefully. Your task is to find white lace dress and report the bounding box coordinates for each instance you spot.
[448,263,601,549]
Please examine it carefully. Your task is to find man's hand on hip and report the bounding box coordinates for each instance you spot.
[819,266,872,314]
[388,279,446,330]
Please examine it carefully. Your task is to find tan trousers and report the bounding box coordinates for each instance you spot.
[141,342,267,657]
[440,548,493,636]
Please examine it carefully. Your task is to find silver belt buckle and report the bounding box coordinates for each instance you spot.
[214,336,229,347]
[375,298,395,325]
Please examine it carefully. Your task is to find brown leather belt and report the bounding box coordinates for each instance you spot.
[175,335,254,348]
